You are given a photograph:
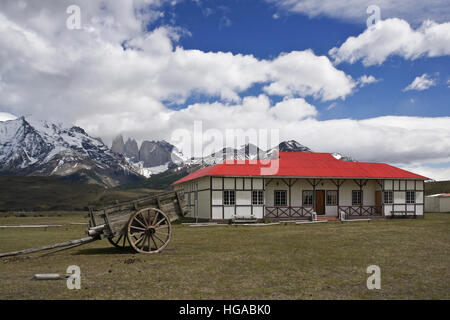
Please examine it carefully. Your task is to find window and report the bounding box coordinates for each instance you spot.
[383,191,393,204]
[274,190,287,206]
[326,191,337,205]
[352,190,362,205]
[223,190,235,205]
[406,191,415,204]
[252,190,264,205]
[303,190,313,206]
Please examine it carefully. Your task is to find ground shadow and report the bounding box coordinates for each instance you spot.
[72,247,135,255]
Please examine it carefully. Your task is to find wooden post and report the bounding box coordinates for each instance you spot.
[288,178,291,217]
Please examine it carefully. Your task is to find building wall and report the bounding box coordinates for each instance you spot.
[265,178,382,217]
[425,197,440,212]
[382,179,424,216]
[175,176,212,219]
[210,177,264,219]
[175,177,426,220]
[440,198,450,212]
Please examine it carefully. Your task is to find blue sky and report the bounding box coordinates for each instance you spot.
[154,0,449,120]
[0,0,449,180]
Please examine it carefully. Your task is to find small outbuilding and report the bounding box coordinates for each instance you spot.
[425,194,450,213]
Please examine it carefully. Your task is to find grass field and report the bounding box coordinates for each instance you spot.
[0,213,449,299]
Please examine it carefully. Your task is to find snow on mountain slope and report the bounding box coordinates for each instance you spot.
[0,117,142,187]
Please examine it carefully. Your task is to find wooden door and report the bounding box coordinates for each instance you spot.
[315,190,325,215]
[375,191,382,214]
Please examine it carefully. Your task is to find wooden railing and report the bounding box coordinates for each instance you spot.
[339,206,382,219]
[265,206,314,219]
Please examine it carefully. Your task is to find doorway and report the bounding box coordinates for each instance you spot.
[375,191,382,214]
[315,190,325,215]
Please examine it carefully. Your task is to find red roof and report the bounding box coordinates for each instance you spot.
[172,152,429,185]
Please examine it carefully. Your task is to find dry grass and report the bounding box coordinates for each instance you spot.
[0,213,449,299]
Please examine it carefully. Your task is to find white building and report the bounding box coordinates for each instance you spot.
[172,152,428,221]
[425,194,450,213]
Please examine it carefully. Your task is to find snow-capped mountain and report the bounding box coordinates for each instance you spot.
[0,117,355,187]
[0,117,142,187]
[183,140,317,166]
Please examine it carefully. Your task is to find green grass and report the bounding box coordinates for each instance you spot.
[0,176,163,212]
[0,214,449,299]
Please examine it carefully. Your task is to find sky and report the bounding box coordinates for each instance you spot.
[0,0,449,180]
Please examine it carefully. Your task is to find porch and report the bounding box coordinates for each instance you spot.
[263,178,384,221]
[264,205,383,220]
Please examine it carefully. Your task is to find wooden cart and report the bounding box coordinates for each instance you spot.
[88,191,187,254]
[0,191,188,258]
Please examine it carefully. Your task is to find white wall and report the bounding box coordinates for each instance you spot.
[209,177,264,220]
[441,198,450,212]
[176,177,426,220]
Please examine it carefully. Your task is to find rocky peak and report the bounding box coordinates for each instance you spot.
[124,138,139,162]
[139,140,174,168]
[278,140,313,152]
[111,134,125,154]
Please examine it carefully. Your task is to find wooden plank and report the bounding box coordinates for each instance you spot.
[0,225,62,228]
[0,237,96,258]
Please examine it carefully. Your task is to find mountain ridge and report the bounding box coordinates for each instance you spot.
[0,117,143,187]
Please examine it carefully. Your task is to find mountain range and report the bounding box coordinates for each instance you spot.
[0,117,354,188]
[0,117,142,187]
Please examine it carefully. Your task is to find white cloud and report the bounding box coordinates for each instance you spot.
[263,50,355,101]
[0,1,357,130]
[398,164,450,181]
[266,0,450,24]
[327,102,337,110]
[165,96,450,168]
[269,97,318,120]
[329,18,450,66]
[403,74,437,91]
[357,75,379,87]
[0,1,449,174]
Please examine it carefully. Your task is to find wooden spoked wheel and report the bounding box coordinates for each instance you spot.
[107,233,129,249]
[127,207,172,254]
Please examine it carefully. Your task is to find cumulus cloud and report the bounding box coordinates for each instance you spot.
[0,1,356,119]
[263,51,355,101]
[329,18,450,66]
[166,98,450,167]
[357,75,379,87]
[398,164,450,181]
[403,74,437,91]
[0,1,449,173]
[266,0,450,24]
[269,97,318,120]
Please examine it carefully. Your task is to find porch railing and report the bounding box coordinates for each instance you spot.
[265,206,314,220]
[338,206,382,219]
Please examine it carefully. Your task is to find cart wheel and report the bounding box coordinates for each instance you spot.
[107,233,129,249]
[127,207,172,254]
